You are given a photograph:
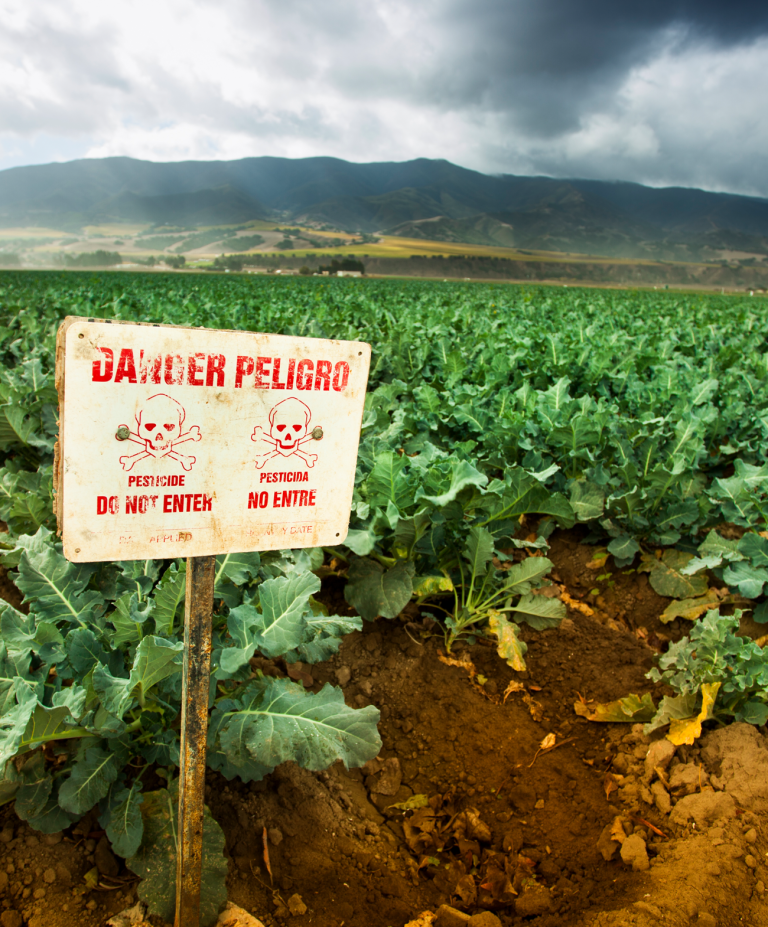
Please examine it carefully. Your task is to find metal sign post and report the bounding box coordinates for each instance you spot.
[176,555,216,927]
[55,317,370,926]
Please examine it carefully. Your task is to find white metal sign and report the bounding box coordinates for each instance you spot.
[55,317,371,562]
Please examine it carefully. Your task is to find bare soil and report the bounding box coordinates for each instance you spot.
[2,531,768,927]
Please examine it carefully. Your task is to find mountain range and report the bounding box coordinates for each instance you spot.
[2,155,768,260]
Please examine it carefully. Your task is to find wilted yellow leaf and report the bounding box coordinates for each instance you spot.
[388,794,430,812]
[488,610,527,671]
[438,652,476,675]
[560,590,595,616]
[412,574,455,597]
[574,692,656,723]
[587,548,609,569]
[502,680,525,703]
[610,817,627,844]
[660,590,722,624]
[667,682,721,746]
[523,692,544,723]
[540,733,556,750]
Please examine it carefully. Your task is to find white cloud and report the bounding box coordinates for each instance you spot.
[0,0,767,197]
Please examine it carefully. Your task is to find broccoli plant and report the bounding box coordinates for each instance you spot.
[0,527,380,924]
[646,608,768,735]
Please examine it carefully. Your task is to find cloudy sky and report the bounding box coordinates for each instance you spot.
[3,0,768,196]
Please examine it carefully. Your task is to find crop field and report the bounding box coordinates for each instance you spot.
[1,269,768,927]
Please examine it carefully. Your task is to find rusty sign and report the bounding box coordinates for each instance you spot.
[55,317,371,561]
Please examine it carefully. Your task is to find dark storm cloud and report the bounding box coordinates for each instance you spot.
[342,0,768,137]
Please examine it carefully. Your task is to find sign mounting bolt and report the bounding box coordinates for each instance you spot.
[116,426,131,441]
[312,426,324,440]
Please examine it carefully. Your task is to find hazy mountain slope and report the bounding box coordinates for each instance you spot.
[88,185,271,225]
[2,155,768,259]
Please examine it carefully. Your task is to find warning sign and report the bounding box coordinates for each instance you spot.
[55,317,371,562]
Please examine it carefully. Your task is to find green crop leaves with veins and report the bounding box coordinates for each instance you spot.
[2,272,768,918]
[647,609,768,729]
[0,525,376,925]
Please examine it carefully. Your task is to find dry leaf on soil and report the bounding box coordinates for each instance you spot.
[503,680,525,702]
[660,589,728,624]
[603,773,620,801]
[523,692,544,722]
[574,692,656,723]
[438,651,500,702]
[610,817,627,845]
[559,589,595,616]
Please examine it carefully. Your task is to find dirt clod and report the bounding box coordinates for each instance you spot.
[369,757,402,796]
[670,791,737,827]
[514,883,554,917]
[335,666,352,686]
[287,893,307,916]
[466,913,502,927]
[620,834,649,871]
[434,905,470,927]
[642,739,676,783]
[0,912,23,927]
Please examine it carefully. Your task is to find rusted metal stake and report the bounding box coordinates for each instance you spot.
[175,555,216,927]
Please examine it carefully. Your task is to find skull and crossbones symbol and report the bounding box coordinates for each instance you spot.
[117,393,201,472]
[251,398,318,469]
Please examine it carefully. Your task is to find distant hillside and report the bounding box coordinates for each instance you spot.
[2,155,768,260]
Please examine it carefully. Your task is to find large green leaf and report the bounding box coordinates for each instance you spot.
[344,527,377,557]
[254,571,321,657]
[462,526,495,578]
[100,780,144,858]
[1,603,64,664]
[109,593,151,648]
[294,614,363,663]
[510,592,566,629]
[415,459,487,507]
[607,535,641,565]
[0,691,38,768]
[642,550,709,598]
[15,756,78,833]
[344,558,415,620]
[569,480,604,521]
[215,677,381,772]
[93,635,183,718]
[64,627,106,674]
[723,561,768,599]
[1,698,91,769]
[366,451,412,510]
[500,556,553,595]
[126,785,227,927]
[152,561,186,635]
[698,530,743,561]
[13,528,101,625]
[214,551,261,586]
[58,744,121,815]
[738,532,768,568]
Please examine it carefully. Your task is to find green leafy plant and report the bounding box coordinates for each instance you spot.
[2,271,768,915]
[646,608,768,732]
[0,528,379,924]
